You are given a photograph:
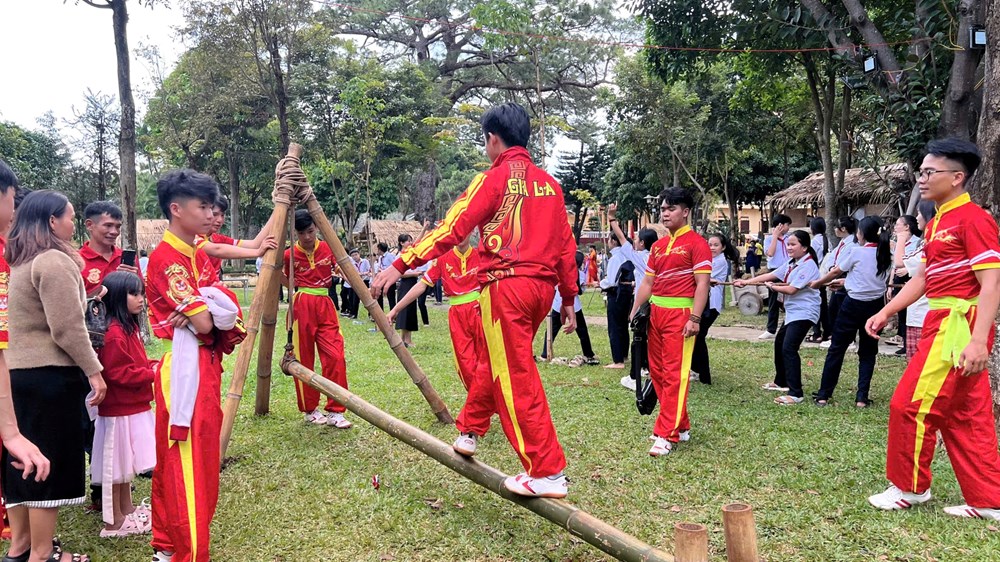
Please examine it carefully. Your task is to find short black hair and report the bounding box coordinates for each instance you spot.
[481,103,531,148]
[350,248,360,256]
[771,214,792,228]
[637,227,659,250]
[156,169,220,219]
[0,160,17,195]
[916,200,937,223]
[836,216,857,234]
[214,195,230,213]
[294,208,314,232]
[84,200,123,221]
[377,242,388,253]
[926,138,981,180]
[660,187,695,209]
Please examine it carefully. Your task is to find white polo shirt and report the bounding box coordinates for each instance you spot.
[840,244,889,301]
[771,256,820,325]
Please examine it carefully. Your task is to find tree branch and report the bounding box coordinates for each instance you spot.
[79,0,113,9]
[838,0,902,79]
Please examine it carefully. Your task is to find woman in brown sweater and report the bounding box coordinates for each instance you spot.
[3,190,105,562]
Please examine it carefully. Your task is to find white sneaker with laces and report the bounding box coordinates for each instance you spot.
[152,551,174,562]
[305,409,326,425]
[649,437,673,457]
[453,433,478,456]
[326,412,353,429]
[758,331,776,340]
[503,472,568,498]
[943,505,1000,520]
[620,374,637,391]
[868,485,931,510]
[678,430,691,442]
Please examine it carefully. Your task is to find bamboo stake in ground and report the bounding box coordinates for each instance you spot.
[721,503,759,562]
[298,179,454,424]
[253,212,290,416]
[219,144,300,460]
[281,356,674,562]
[674,523,709,562]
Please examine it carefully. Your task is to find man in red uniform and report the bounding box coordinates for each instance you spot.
[629,188,711,458]
[388,233,494,453]
[282,209,352,429]
[146,169,238,562]
[80,201,138,296]
[373,103,578,498]
[866,139,1000,520]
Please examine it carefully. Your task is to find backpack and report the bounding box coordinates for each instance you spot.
[85,297,108,349]
[629,302,657,415]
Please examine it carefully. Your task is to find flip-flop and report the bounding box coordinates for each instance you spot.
[761,382,789,391]
[774,395,804,405]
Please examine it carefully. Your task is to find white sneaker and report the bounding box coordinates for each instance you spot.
[453,433,478,456]
[848,342,858,352]
[305,410,326,425]
[678,430,691,442]
[620,374,637,391]
[868,485,931,510]
[943,505,1000,520]
[152,551,174,562]
[689,371,700,382]
[649,437,673,457]
[758,331,776,340]
[503,472,568,498]
[820,340,832,349]
[326,412,353,429]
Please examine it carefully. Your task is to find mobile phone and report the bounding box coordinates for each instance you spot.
[122,249,137,267]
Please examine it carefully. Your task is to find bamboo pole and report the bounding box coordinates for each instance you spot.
[299,186,454,424]
[674,523,709,562]
[281,356,674,562]
[219,144,298,460]
[721,503,759,562]
[253,277,282,416]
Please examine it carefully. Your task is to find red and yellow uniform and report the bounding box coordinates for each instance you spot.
[195,232,241,277]
[284,240,348,414]
[146,230,226,562]
[394,146,577,478]
[887,193,1000,507]
[79,241,122,294]
[422,247,493,436]
[0,238,9,533]
[644,226,712,442]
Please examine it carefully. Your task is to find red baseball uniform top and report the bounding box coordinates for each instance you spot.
[394,146,578,300]
[923,193,1000,300]
[422,246,480,297]
[284,240,335,289]
[0,238,9,350]
[196,232,241,276]
[79,241,122,294]
[96,320,155,417]
[645,225,713,297]
[146,230,216,341]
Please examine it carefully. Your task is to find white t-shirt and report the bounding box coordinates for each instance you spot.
[708,253,729,312]
[811,233,826,263]
[903,247,929,328]
[764,234,790,270]
[772,256,821,325]
[840,244,889,301]
[821,236,856,276]
[552,270,584,313]
[619,243,650,296]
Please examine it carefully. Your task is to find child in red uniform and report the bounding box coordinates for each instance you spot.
[629,188,711,458]
[146,169,242,562]
[80,201,139,297]
[198,195,276,278]
[373,103,578,498]
[388,233,494,453]
[866,139,1000,520]
[282,210,351,429]
[92,271,156,538]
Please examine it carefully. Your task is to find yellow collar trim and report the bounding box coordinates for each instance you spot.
[937,192,971,216]
[665,225,691,254]
[162,229,196,258]
[295,240,320,254]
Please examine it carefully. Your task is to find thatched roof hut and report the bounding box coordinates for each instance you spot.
[766,163,912,209]
[352,214,424,252]
[136,219,169,251]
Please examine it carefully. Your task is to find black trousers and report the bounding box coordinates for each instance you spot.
[541,310,594,359]
[812,288,830,339]
[606,290,632,364]
[341,285,354,317]
[433,280,443,303]
[816,295,885,403]
[773,320,813,398]
[690,307,720,384]
[828,290,846,332]
[766,289,781,333]
[418,291,429,325]
[377,283,397,312]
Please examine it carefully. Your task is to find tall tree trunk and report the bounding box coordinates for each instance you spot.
[266,35,291,153]
[112,0,137,249]
[227,149,241,238]
[939,0,986,139]
[412,158,439,223]
[972,0,1000,431]
[803,53,840,242]
[836,85,853,206]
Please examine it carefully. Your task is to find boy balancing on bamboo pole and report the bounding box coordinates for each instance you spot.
[387,231,494,454]
[865,139,1000,520]
[372,102,578,499]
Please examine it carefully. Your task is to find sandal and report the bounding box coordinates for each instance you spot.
[856,400,871,408]
[4,539,62,562]
[567,356,586,367]
[774,395,804,405]
[48,545,90,562]
[761,382,789,392]
[806,334,824,343]
[814,398,829,407]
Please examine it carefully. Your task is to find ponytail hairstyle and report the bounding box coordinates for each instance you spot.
[809,217,828,253]
[836,216,858,240]
[898,214,921,239]
[709,233,741,277]
[101,271,145,335]
[789,229,818,264]
[859,216,892,277]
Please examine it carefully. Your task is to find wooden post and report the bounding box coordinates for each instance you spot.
[219,144,298,460]
[674,523,708,562]
[253,268,283,416]
[721,503,759,562]
[300,195,454,424]
[281,356,674,562]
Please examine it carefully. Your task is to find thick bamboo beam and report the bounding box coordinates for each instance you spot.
[219,144,298,460]
[721,503,759,562]
[674,523,709,562]
[281,357,673,562]
[299,194,454,424]
[253,273,283,416]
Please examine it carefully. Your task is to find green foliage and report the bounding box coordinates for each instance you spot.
[0,121,69,190]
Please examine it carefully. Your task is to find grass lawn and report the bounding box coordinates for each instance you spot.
[52,291,1000,561]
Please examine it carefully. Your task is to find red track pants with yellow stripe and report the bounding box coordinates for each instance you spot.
[151,347,222,562]
[291,292,348,413]
[887,308,1000,507]
[479,278,566,477]
[451,301,494,437]
[648,305,694,442]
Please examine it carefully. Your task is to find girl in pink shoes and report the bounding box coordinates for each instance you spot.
[92,271,156,537]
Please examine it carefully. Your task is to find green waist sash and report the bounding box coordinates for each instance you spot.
[928,296,979,367]
[297,287,328,296]
[650,296,694,309]
[449,290,481,306]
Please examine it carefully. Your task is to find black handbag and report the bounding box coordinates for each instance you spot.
[629,302,658,415]
[85,297,108,349]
